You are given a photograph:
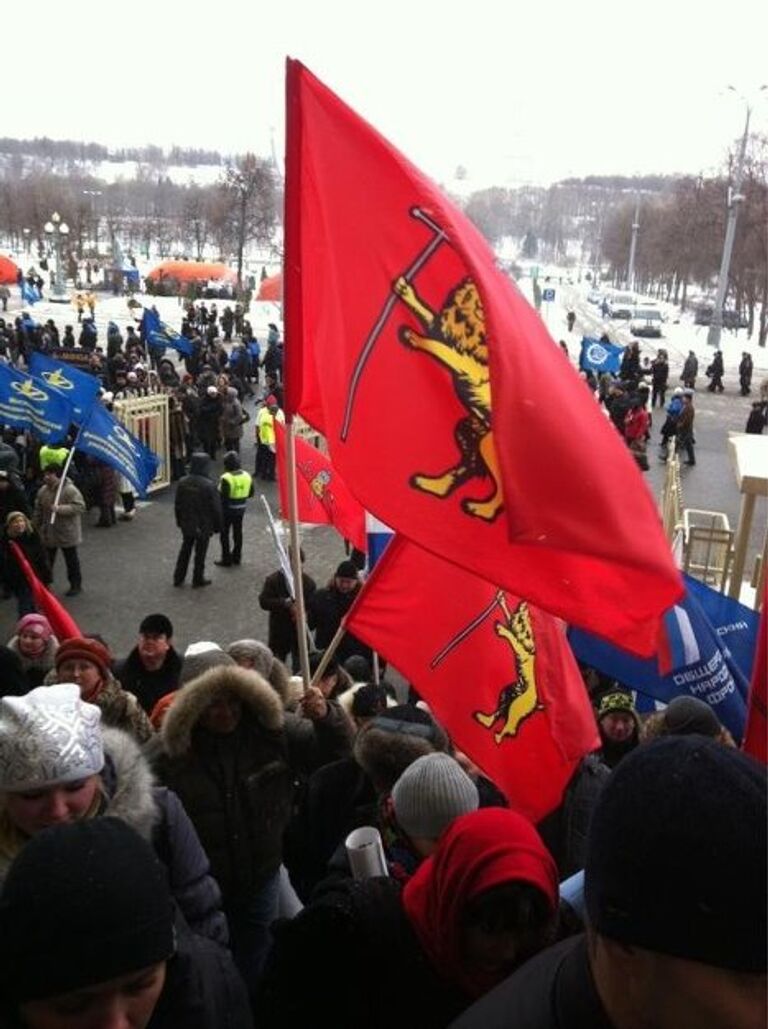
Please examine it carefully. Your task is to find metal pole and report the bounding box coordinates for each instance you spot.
[707,105,751,348]
[285,417,312,691]
[627,195,640,292]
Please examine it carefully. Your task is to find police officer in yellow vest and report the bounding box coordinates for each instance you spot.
[216,451,254,567]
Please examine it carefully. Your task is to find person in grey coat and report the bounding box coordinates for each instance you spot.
[173,452,222,588]
[32,464,86,596]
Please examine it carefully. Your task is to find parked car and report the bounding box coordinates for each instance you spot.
[693,305,749,329]
[587,289,604,305]
[630,307,664,338]
[608,292,636,320]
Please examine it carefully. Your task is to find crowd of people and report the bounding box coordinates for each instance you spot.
[0,290,762,1027]
[0,601,763,1028]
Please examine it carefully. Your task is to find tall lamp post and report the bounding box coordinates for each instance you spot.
[44,211,70,303]
[82,189,102,252]
[707,85,767,348]
[626,193,640,292]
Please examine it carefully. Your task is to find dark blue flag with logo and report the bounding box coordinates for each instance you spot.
[579,336,624,374]
[141,307,193,357]
[0,364,74,442]
[28,352,101,421]
[568,574,757,741]
[78,403,159,497]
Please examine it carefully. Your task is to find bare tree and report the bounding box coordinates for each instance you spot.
[221,154,277,286]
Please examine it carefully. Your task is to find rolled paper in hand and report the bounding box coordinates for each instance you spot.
[345,825,388,880]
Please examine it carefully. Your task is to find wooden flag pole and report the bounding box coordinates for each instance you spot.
[310,623,347,687]
[285,416,313,692]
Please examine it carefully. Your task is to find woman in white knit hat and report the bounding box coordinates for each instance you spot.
[0,683,228,947]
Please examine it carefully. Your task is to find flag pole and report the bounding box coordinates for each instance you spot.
[286,417,312,691]
[49,423,84,525]
[310,623,347,687]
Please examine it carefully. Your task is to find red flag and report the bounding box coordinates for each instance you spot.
[743,586,766,764]
[9,541,81,641]
[344,536,600,822]
[275,420,366,552]
[284,60,682,656]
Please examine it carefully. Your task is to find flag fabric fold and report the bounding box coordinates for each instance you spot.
[275,419,366,552]
[569,575,756,741]
[141,307,193,357]
[29,352,101,420]
[0,364,74,442]
[344,536,599,821]
[742,585,766,764]
[77,404,159,497]
[284,59,681,655]
[9,542,80,641]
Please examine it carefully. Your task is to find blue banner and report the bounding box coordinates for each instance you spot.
[28,352,101,420]
[142,307,193,357]
[568,575,756,741]
[20,280,41,306]
[579,336,624,374]
[78,404,159,497]
[0,364,74,442]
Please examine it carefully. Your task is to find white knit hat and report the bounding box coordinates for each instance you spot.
[391,752,479,841]
[0,684,104,792]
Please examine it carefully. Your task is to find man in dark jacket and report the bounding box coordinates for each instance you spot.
[308,560,372,664]
[449,737,767,1029]
[259,548,316,670]
[115,612,183,713]
[173,453,222,588]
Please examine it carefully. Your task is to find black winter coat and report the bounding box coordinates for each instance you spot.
[259,568,317,657]
[258,877,469,1029]
[309,585,372,663]
[0,529,51,592]
[115,646,183,713]
[448,935,614,1029]
[175,455,222,538]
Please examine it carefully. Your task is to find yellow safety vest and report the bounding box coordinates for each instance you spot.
[220,470,253,502]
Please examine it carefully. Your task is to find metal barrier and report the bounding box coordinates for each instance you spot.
[682,509,734,590]
[659,440,683,541]
[113,393,171,493]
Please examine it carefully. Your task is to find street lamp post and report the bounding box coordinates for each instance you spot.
[44,211,70,303]
[627,194,640,292]
[707,85,767,348]
[82,189,102,252]
[22,228,30,256]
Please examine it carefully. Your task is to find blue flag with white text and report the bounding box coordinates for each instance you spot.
[78,404,159,497]
[579,336,624,374]
[29,352,101,421]
[141,307,193,357]
[0,364,74,442]
[568,575,756,740]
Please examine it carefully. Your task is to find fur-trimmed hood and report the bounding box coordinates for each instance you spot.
[162,664,284,758]
[7,634,59,672]
[101,727,158,840]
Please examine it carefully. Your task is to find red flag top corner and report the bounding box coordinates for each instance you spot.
[283,58,682,655]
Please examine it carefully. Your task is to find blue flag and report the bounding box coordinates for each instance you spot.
[568,575,756,741]
[28,352,101,421]
[78,404,159,497]
[141,307,193,357]
[579,336,624,373]
[20,279,41,306]
[0,364,74,442]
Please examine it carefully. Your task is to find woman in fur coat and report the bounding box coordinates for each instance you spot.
[0,683,228,947]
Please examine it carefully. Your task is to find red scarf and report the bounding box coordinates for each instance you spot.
[402,808,557,998]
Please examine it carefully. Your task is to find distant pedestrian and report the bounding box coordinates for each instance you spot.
[680,350,698,389]
[706,349,724,393]
[650,349,669,408]
[173,453,222,588]
[255,395,284,481]
[739,352,753,396]
[32,465,85,597]
[745,402,767,435]
[677,390,696,466]
[216,451,254,568]
[566,310,576,332]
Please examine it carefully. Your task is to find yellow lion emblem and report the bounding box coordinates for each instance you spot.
[393,275,502,522]
[473,598,542,743]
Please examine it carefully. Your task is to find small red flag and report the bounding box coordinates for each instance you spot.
[344,536,600,822]
[275,420,366,553]
[743,586,766,764]
[9,541,81,641]
[284,59,682,655]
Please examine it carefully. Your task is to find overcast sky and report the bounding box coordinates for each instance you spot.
[8,0,768,188]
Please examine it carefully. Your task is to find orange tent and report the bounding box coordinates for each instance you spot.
[146,260,236,284]
[257,272,282,301]
[0,256,19,285]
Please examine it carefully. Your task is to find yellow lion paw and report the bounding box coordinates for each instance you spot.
[462,495,503,522]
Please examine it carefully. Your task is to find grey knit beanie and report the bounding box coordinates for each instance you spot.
[392,752,479,841]
[226,639,274,679]
[179,642,235,685]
